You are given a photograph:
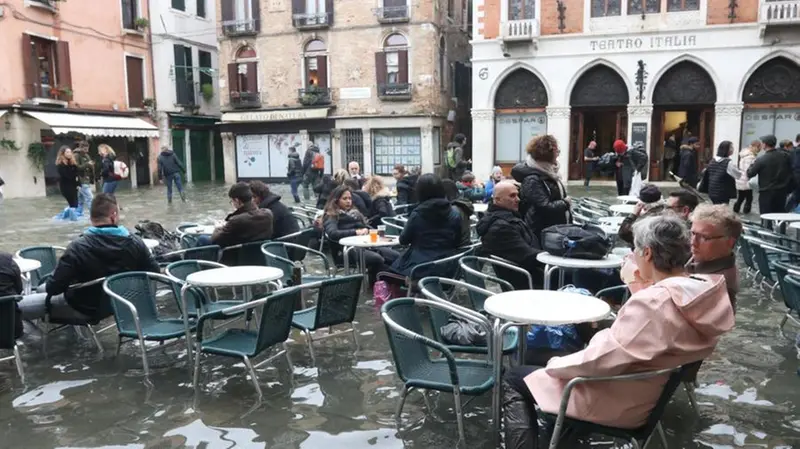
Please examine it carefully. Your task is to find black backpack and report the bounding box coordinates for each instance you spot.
[134,220,180,257]
[541,224,611,260]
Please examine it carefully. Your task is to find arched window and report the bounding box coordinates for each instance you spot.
[303,39,328,89]
[236,45,257,59]
[228,46,260,108]
[376,33,409,89]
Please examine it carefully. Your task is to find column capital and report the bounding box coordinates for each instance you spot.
[627,104,653,117]
[545,106,571,119]
[715,103,744,116]
[471,108,494,121]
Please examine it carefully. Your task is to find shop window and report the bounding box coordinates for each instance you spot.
[627,0,659,14]
[667,0,699,12]
[509,0,535,20]
[740,109,800,155]
[591,0,621,17]
[372,129,421,175]
[494,113,547,163]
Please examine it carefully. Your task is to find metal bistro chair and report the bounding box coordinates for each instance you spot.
[381,216,406,237]
[459,256,521,309]
[16,245,66,288]
[779,273,800,339]
[193,287,299,400]
[487,255,538,291]
[382,297,495,445]
[220,240,271,267]
[175,222,200,238]
[165,260,245,319]
[262,242,334,287]
[377,244,482,297]
[0,295,25,384]
[737,235,759,280]
[276,227,319,262]
[545,361,702,449]
[103,272,197,384]
[42,277,109,354]
[291,275,364,361]
[157,245,221,268]
[748,237,800,299]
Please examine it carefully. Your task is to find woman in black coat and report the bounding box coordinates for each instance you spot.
[322,186,399,285]
[56,146,79,208]
[363,176,395,227]
[510,134,572,239]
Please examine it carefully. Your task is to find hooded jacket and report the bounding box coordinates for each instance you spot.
[211,202,273,249]
[678,145,698,185]
[302,146,321,174]
[258,192,299,239]
[287,151,302,177]
[525,274,734,428]
[395,174,418,206]
[157,149,185,178]
[46,225,160,321]
[476,204,543,289]
[451,198,474,248]
[351,190,373,217]
[747,148,794,193]
[368,193,395,228]
[511,163,572,240]
[390,198,465,277]
[736,148,756,191]
[314,175,336,209]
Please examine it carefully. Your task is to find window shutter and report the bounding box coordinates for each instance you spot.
[126,57,144,108]
[292,0,304,14]
[56,41,72,91]
[397,49,409,84]
[325,0,334,24]
[375,52,387,85]
[227,63,239,93]
[174,44,186,103]
[316,56,328,88]
[251,0,260,31]
[245,62,258,93]
[221,0,234,23]
[197,0,206,18]
[22,34,36,99]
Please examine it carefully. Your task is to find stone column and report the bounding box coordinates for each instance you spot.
[184,130,193,184]
[626,104,653,180]
[330,128,342,172]
[471,108,494,181]
[222,132,237,183]
[361,128,372,176]
[421,124,434,174]
[545,106,571,180]
[714,103,744,163]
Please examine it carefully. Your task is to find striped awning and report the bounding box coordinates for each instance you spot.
[23,110,159,138]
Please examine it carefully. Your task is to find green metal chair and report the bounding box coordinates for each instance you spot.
[381,297,495,445]
[16,245,66,288]
[175,222,199,237]
[0,295,25,384]
[458,256,517,309]
[261,241,334,287]
[42,277,109,354]
[193,287,299,400]
[381,216,405,237]
[103,272,197,384]
[377,244,481,296]
[157,245,221,268]
[779,274,800,339]
[164,260,244,318]
[220,240,272,266]
[291,274,364,360]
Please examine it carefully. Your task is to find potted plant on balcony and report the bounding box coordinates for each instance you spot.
[134,17,149,31]
[300,85,324,106]
[201,83,214,102]
[58,86,73,100]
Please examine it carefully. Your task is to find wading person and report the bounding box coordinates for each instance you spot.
[157,145,186,203]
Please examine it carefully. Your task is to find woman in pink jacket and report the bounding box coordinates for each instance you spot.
[503,214,735,448]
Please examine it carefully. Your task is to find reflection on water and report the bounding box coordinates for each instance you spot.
[0,183,799,448]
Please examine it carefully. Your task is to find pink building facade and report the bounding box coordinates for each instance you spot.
[0,0,160,199]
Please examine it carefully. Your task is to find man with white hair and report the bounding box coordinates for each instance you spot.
[348,161,365,188]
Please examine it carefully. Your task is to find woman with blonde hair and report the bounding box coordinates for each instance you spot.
[363,176,395,227]
[733,140,760,214]
[98,144,119,194]
[56,146,79,208]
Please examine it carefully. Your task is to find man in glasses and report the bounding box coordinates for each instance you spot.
[666,189,700,220]
[687,204,741,312]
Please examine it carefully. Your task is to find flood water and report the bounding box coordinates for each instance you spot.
[0,182,798,449]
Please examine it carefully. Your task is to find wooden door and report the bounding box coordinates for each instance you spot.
[698,108,714,172]
[615,110,628,142]
[569,111,584,180]
[650,109,665,180]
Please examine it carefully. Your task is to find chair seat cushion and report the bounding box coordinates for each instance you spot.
[447,327,519,355]
[291,307,317,331]
[120,318,191,340]
[200,328,257,357]
[405,359,495,396]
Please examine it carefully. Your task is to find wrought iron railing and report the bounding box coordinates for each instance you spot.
[230,91,264,109]
[378,83,412,100]
[222,19,258,36]
[297,87,332,106]
[292,12,333,29]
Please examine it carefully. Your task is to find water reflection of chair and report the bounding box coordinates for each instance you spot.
[381,297,495,444]
[16,245,66,287]
[0,295,25,384]
[544,361,701,449]
[192,287,299,399]
[104,272,196,384]
[261,242,333,286]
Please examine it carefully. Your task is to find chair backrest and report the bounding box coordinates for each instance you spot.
[0,295,21,350]
[103,272,162,333]
[381,298,436,382]
[176,222,199,236]
[262,242,294,285]
[744,237,779,282]
[783,274,800,313]
[165,260,226,315]
[737,237,757,271]
[276,227,316,260]
[181,245,221,262]
[641,361,703,434]
[180,234,199,249]
[458,257,513,310]
[254,288,301,354]
[311,274,363,328]
[221,240,270,266]
[17,246,62,286]
[419,276,496,313]
[381,217,405,237]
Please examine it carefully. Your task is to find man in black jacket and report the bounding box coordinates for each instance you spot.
[17,194,160,323]
[250,181,299,239]
[157,146,187,203]
[301,144,323,201]
[747,134,793,214]
[210,183,273,249]
[476,181,544,289]
[0,252,23,339]
[678,137,699,188]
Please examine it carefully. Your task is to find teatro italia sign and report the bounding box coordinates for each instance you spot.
[589,35,697,52]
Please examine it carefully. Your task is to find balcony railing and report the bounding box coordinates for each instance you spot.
[298,87,332,106]
[222,19,258,36]
[759,0,800,26]
[378,83,412,100]
[230,91,263,109]
[501,19,540,42]
[292,12,332,30]
[374,6,409,23]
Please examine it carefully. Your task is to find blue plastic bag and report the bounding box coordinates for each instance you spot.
[526,285,591,352]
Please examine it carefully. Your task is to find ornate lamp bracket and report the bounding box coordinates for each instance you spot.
[635,60,648,104]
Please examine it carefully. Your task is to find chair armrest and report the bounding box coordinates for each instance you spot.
[458,262,515,292]
[409,249,472,281]
[471,256,533,290]
[274,242,334,276]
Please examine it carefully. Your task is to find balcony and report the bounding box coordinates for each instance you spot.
[230,91,263,109]
[759,1,800,35]
[292,12,332,30]
[222,19,258,37]
[298,87,332,106]
[501,19,540,43]
[374,6,409,23]
[378,83,412,101]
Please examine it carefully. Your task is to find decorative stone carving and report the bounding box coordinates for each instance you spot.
[627,104,653,117]
[471,109,495,121]
[570,65,629,107]
[715,103,744,116]
[546,106,571,119]
[494,69,548,109]
[742,57,800,104]
[653,61,717,105]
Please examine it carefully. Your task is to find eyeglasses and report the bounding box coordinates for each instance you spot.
[691,231,727,243]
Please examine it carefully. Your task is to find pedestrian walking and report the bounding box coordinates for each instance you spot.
[301,144,324,201]
[746,134,793,214]
[157,145,187,203]
[74,141,95,212]
[733,141,759,214]
[287,145,302,203]
[583,140,599,188]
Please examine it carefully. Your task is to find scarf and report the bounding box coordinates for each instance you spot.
[526,156,566,198]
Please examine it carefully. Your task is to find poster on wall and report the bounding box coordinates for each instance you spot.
[236,134,269,178]
[268,133,302,178]
[740,108,800,152]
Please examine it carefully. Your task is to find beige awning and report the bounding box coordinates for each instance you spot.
[0,110,6,120]
[24,110,159,138]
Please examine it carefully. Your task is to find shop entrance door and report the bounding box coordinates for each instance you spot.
[650,107,714,180]
[568,109,627,180]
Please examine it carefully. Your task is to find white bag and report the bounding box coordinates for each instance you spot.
[630,171,643,198]
[748,175,759,192]
[113,160,130,180]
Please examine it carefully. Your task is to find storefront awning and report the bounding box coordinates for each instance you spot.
[23,110,159,138]
[0,110,7,120]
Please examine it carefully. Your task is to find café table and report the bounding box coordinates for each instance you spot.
[183,225,216,235]
[761,213,800,233]
[484,290,612,441]
[473,203,488,214]
[14,257,42,294]
[536,252,624,290]
[143,238,160,252]
[181,265,284,365]
[617,195,639,204]
[609,204,636,216]
[339,234,401,291]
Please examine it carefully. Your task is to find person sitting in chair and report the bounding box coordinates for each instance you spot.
[207,182,273,248]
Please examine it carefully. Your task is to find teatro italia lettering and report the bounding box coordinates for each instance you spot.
[589,35,697,51]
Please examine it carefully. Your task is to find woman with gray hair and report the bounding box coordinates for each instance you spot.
[502,213,735,447]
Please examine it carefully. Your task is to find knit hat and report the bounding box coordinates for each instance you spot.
[491,166,503,176]
[613,139,627,154]
[638,184,662,203]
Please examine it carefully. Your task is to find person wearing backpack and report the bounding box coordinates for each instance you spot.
[157,145,187,203]
[445,133,470,180]
[301,144,324,201]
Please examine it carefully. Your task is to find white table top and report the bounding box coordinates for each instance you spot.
[610,204,636,215]
[185,266,284,287]
[484,290,612,325]
[184,225,216,235]
[536,252,623,269]
[339,235,401,248]
[597,216,626,225]
[142,238,160,249]
[760,213,800,221]
[598,224,619,235]
[789,222,800,230]
[611,247,633,257]
[473,203,488,213]
[617,195,640,204]
[14,258,42,274]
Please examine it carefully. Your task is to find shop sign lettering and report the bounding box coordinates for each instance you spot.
[589,35,697,52]
[743,112,800,121]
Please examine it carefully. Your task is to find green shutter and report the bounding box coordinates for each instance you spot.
[197,0,206,17]
[172,0,185,11]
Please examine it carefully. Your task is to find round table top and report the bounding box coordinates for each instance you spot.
[185,266,284,287]
[610,204,636,215]
[598,224,619,235]
[142,238,160,249]
[339,235,401,248]
[617,195,639,204]
[789,222,800,230]
[14,258,42,274]
[484,290,612,325]
[760,213,800,221]
[597,216,626,225]
[611,247,633,257]
[184,225,216,235]
[536,252,624,269]
[473,203,488,213]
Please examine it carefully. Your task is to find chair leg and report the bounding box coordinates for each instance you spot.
[192,350,203,394]
[115,335,123,357]
[282,342,293,370]
[242,355,263,400]
[13,345,25,384]
[656,422,669,449]
[780,315,789,338]
[453,388,466,447]
[87,326,104,354]
[684,382,699,412]
[350,323,359,351]
[136,335,151,383]
[303,329,316,362]
[395,385,409,426]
